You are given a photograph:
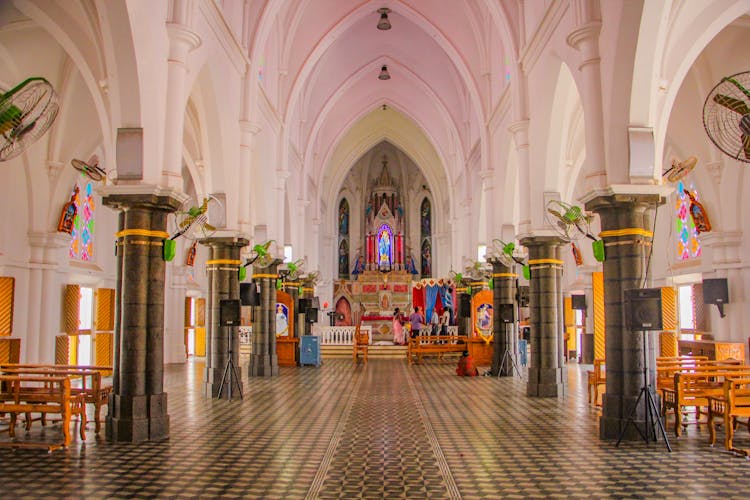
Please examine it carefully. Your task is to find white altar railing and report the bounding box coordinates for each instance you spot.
[311,325,373,345]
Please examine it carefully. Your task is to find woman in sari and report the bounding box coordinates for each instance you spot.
[392,307,405,345]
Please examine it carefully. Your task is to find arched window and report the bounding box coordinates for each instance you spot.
[338,198,349,278]
[420,198,432,277]
[675,181,701,261]
[69,180,95,261]
[377,224,392,269]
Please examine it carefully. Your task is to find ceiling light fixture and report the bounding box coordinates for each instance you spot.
[378,65,391,80]
[377,8,391,30]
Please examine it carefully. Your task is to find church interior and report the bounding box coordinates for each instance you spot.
[1,0,750,497]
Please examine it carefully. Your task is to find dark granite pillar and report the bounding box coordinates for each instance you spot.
[201,237,248,399]
[248,259,282,377]
[585,192,664,440]
[488,259,518,376]
[521,236,567,397]
[103,191,181,442]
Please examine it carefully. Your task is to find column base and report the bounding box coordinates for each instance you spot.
[106,393,170,442]
[600,392,663,440]
[248,353,279,377]
[527,367,567,397]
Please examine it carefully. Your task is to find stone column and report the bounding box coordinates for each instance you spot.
[585,191,664,439]
[201,236,248,399]
[489,258,518,376]
[521,236,566,397]
[103,190,182,442]
[248,259,282,377]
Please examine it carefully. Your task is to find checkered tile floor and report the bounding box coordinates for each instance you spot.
[1,358,750,499]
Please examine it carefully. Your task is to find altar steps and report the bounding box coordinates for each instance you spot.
[321,344,407,359]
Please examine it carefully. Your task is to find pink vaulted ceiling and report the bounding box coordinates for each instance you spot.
[260,0,518,179]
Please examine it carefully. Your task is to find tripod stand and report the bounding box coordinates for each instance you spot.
[616,330,670,451]
[497,322,523,378]
[217,326,243,400]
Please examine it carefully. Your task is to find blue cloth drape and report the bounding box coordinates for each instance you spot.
[425,285,439,327]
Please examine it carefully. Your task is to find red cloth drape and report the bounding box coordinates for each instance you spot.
[411,286,425,316]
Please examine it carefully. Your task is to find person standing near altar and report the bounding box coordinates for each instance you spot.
[392,308,405,345]
[430,309,439,336]
[409,307,423,339]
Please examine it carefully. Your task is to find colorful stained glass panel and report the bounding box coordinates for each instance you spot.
[674,181,701,261]
[69,180,95,261]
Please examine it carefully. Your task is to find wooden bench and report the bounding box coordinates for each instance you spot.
[656,357,739,392]
[1,364,112,434]
[707,377,750,455]
[587,359,605,405]
[0,374,86,451]
[408,335,468,365]
[662,366,750,437]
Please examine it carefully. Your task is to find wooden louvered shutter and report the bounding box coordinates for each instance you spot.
[659,287,678,357]
[692,283,708,332]
[63,284,81,334]
[0,277,14,336]
[95,288,115,332]
[592,271,606,360]
[184,297,193,327]
[195,298,206,326]
[55,334,77,365]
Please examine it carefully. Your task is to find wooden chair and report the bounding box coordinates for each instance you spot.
[353,326,369,365]
[587,359,606,405]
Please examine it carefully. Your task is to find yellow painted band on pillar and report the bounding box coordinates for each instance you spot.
[492,273,517,278]
[116,240,163,247]
[252,273,278,279]
[528,258,563,265]
[302,287,314,293]
[599,228,653,238]
[116,229,170,239]
[206,259,241,265]
[283,282,301,286]
[455,287,467,293]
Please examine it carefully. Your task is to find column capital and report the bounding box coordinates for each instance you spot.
[100,185,188,212]
[198,235,249,249]
[581,184,672,212]
[166,23,201,55]
[566,21,601,50]
[519,234,567,250]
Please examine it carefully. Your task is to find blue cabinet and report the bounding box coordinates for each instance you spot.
[300,335,321,367]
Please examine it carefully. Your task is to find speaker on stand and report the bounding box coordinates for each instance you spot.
[217,299,243,399]
[497,304,522,378]
[616,288,670,451]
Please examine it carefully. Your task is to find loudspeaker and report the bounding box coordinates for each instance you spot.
[517,286,530,307]
[240,283,260,306]
[571,294,586,310]
[305,307,318,323]
[298,298,311,312]
[459,294,471,317]
[219,299,241,327]
[702,278,728,305]
[624,288,662,331]
[499,303,514,324]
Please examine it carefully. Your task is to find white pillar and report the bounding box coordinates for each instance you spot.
[509,120,530,234]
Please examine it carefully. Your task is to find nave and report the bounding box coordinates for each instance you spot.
[1,359,749,499]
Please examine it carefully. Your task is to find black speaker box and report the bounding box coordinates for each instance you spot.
[516,286,530,307]
[458,294,471,317]
[499,303,514,323]
[305,307,318,323]
[702,278,729,304]
[219,299,241,326]
[298,298,311,312]
[571,294,586,310]
[624,288,662,331]
[240,283,260,306]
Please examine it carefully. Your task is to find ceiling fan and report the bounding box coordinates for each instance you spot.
[703,71,750,163]
[0,77,59,161]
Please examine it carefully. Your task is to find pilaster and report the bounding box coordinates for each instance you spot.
[488,258,518,376]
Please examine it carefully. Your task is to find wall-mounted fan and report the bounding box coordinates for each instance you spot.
[662,156,697,183]
[703,71,750,163]
[0,77,60,161]
[280,259,305,280]
[489,238,531,279]
[244,240,277,268]
[71,155,107,182]
[170,195,222,241]
[545,200,605,262]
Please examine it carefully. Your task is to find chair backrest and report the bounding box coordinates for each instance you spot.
[355,332,369,346]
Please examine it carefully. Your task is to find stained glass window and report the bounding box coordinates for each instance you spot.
[69,180,95,261]
[377,224,392,268]
[420,198,432,277]
[675,180,701,261]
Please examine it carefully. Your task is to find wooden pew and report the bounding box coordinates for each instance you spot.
[662,366,750,437]
[587,359,605,405]
[0,374,86,451]
[656,357,739,392]
[408,335,467,365]
[707,377,750,455]
[1,364,112,434]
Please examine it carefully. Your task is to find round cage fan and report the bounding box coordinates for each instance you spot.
[244,240,277,268]
[280,259,305,280]
[71,155,107,182]
[545,200,605,262]
[488,238,525,267]
[170,195,223,240]
[0,77,60,161]
[703,71,750,163]
[662,156,697,183]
